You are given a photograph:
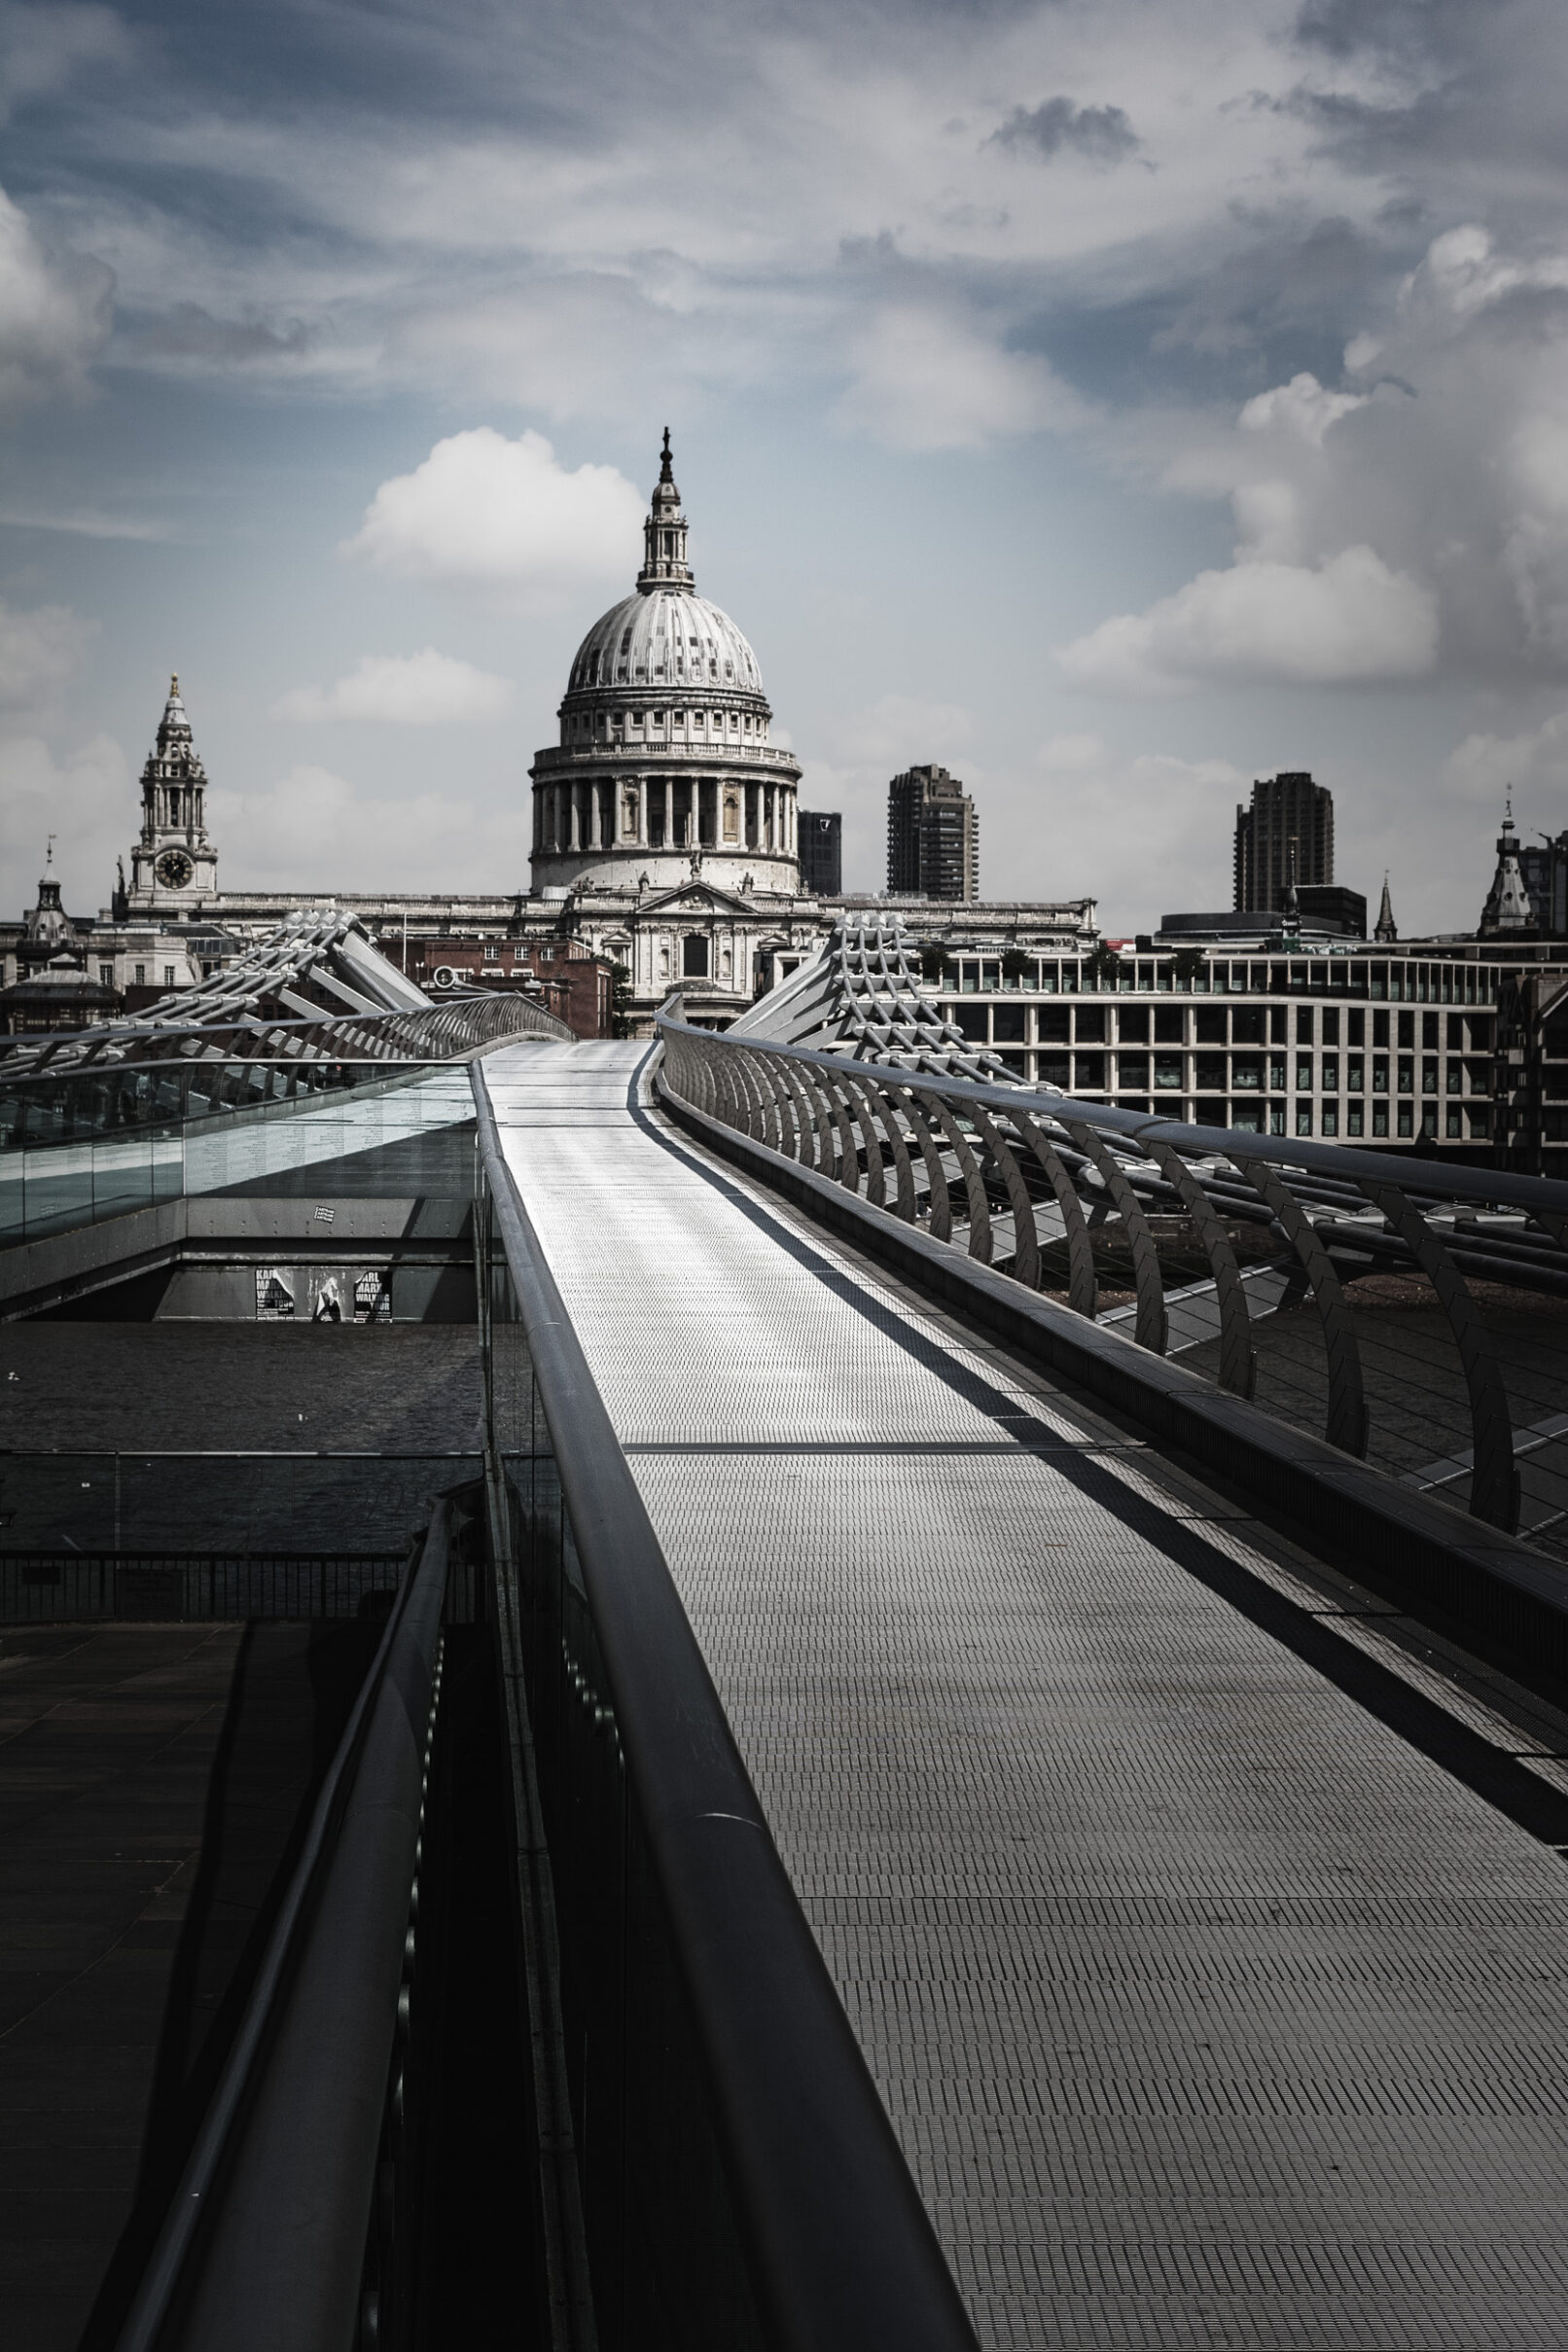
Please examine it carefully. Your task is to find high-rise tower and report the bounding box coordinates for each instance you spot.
[887,766,978,901]
[1233,772,1332,914]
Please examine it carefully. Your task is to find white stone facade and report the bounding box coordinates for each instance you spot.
[528,434,802,900]
[126,676,220,911]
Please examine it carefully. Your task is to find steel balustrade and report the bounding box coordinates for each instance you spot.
[657,1010,1568,1544]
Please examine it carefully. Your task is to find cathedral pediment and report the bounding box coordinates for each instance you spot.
[638,882,755,917]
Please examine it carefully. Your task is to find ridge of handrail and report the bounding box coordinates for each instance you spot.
[472,1063,979,2352]
[655,1008,1568,1218]
[112,1510,448,2352]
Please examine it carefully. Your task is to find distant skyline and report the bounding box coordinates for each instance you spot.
[2,0,1566,935]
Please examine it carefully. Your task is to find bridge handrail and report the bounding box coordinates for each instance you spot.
[656,1010,1568,1543]
[658,1007,1568,1217]
[111,1510,448,2352]
[0,988,573,1087]
[473,1066,979,2352]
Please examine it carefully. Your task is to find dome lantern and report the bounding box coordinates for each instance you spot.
[637,428,694,595]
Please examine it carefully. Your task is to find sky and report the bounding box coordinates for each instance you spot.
[1,0,1566,936]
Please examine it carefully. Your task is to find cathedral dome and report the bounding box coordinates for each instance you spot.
[564,587,765,702]
[530,430,801,904]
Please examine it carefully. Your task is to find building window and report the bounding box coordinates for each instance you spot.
[1322,1055,1338,1091]
[1118,1052,1150,1087]
[484,943,498,960]
[1296,1103,1312,1136]
[1446,1105,1463,1137]
[1322,1104,1339,1137]
[1397,1058,1413,1093]
[163,965,176,986]
[1268,1057,1286,1091]
[1347,1103,1364,1136]
[1421,1107,1438,1138]
[1155,1055,1183,1089]
[1398,1105,1413,1136]
[1074,1053,1106,1089]
[134,963,146,984]
[1268,1105,1286,1135]
[1421,1059,1439,1094]
[1347,1057,1364,1092]
[99,964,114,986]
[1296,1056,1313,1090]
[1373,1104,1389,1136]
[682,934,709,978]
[1446,1062,1462,1092]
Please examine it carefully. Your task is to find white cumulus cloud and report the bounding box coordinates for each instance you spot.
[837,305,1087,451]
[273,648,513,726]
[1054,545,1439,695]
[209,763,531,894]
[1239,373,1366,447]
[0,596,93,707]
[342,428,644,608]
[0,731,129,916]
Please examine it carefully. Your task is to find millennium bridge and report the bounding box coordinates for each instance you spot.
[4,914,1568,2351]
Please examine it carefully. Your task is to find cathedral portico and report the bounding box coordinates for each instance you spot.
[529,433,802,897]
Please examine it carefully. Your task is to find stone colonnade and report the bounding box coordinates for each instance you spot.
[534,775,797,859]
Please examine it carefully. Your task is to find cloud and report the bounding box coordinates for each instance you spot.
[274,649,514,726]
[1055,545,1438,694]
[208,764,530,894]
[837,304,1087,450]
[0,4,136,121]
[343,428,643,607]
[1024,741,1250,919]
[1239,370,1367,445]
[989,97,1139,164]
[0,597,93,707]
[0,184,112,410]
[825,691,975,769]
[121,301,318,371]
[0,730,128,916]
[1443,709,1568,808]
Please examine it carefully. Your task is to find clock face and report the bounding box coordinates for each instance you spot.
[156,849,195,889]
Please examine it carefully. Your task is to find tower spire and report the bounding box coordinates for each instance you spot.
[1374,871,1397,943]
[638,428,694,593]
[1479,796,1534,935]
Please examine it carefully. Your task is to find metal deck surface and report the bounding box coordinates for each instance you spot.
[485,1041,1568,2351]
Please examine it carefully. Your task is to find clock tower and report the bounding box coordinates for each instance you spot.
[127,675,219,911]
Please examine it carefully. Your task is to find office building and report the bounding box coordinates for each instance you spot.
[887,766,979,902]
[1233,772,1334,914]
[798,811,842,896]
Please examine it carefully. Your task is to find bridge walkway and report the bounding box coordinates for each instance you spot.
[483,1040,1568,2352]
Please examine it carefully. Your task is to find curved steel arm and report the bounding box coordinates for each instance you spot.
[1010,1110,1097,1318]
[895,1087,954,1241]
[1064,1122,1167,1355]
[973,1109,1041,1290]
[858,1075,918,1223]
[1237,1158,1368,1457]
[1146,1142,1256,1399]
[917,1092,993,1265]
[1362,1178,1518,1532]
[841,1073,889,1208]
